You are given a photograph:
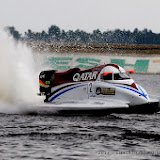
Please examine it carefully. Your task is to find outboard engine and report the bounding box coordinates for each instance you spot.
[38,70,56,95]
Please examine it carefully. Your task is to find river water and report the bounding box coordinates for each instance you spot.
[0,74,160,160]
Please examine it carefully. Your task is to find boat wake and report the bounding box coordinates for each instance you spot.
[0,30,43,113]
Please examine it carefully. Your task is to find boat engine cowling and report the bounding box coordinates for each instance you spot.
[39,70,56,95]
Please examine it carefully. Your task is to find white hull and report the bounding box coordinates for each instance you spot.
[37,64,160,114]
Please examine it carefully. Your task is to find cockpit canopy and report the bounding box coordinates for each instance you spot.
[102,72,130,80]
[98,64,137,89]
[100,64,131,81]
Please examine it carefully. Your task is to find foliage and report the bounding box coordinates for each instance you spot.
[5,26,21,40]
[5,25,160,44]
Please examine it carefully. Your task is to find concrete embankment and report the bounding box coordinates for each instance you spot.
[28,42,160,73]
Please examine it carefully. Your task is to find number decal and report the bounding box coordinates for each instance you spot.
[88,83,92,93]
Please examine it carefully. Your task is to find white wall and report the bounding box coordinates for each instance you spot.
[43,52,160,73]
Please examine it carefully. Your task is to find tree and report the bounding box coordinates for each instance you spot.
[25,29,33,41]
[6,25,160,44]
[48,25,61,42]
[60,30,67,42]
[5,26,21,40]
[91,29,103,43]
[41,30,48,42]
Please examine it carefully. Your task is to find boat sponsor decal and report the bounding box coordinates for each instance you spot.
[48,83,88,102]
[96,87,115,95]
[39,74,45,79]
[153,59,160,63]
[73,71,98,82]
[39,79,50,88]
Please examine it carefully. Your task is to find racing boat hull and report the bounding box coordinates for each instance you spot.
[37,64,160,114]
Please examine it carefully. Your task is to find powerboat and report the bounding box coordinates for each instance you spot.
[37,63,160,114]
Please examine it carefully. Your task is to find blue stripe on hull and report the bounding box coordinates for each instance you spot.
[114,85,148,100]
[49,84,87,102]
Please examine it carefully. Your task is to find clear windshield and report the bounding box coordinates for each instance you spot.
[101,72,130,81]
[101,73,112,80]
[114,73,130,80]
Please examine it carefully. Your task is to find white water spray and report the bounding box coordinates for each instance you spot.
[0,30,42,112]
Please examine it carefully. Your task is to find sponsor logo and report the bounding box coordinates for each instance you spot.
[73,71,98,82]
[45,81,50,85]
[40,74,45,79]
[96,87,101,95]
[153,59,160,63]
[96,87,115,95]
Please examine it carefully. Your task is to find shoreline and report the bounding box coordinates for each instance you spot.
[28,42,160,55]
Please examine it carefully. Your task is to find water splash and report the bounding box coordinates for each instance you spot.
[0,30,42,112]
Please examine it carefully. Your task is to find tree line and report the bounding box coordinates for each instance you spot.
[5,25,160,45]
